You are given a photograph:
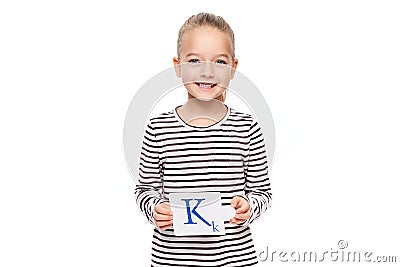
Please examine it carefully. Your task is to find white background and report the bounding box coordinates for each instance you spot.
[1,0,399,266]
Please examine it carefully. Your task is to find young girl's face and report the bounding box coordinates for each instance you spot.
[173,26,238,101]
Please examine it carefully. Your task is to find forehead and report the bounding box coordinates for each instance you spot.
[180,26,233,57]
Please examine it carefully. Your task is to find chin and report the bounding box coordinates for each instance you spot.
[188,94,224,103]
[195,96,217,102]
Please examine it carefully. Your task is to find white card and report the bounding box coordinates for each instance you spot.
[169,192,236,236]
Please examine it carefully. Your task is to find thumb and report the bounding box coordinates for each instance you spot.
[230,196,241,209]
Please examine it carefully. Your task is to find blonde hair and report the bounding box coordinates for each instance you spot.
[177,13,234,102]
[177,12,235,60]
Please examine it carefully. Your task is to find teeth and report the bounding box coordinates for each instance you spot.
[200,83,212,88]
[197,83,215,89]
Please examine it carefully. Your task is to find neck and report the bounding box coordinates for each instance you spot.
[183,94,226,116]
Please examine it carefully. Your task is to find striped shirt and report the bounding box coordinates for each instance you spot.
[135,105,272,267]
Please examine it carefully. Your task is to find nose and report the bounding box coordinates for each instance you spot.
[200,62,215,79]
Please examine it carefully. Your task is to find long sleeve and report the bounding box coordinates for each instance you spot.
[134,119,165,225]
[241,118,272,225]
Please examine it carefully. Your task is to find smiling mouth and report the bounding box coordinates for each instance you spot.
[195,82,218,90]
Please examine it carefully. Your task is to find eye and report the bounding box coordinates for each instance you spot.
[215,59,227,65]
[188,59,201,64]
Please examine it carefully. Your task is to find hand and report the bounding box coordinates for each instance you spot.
[230,196,251,224]
[153,202,173,230]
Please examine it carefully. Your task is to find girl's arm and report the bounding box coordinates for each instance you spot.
[134,119,166,225]
[241,118,273,225]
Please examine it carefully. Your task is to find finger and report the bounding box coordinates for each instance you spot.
[235,209,251,220]
[230,217,246,224]
[159,223,173,231]
[160,202,171,209]
[234,218,247,224]
[156,220,173,227]
[230,196,241,208]
[229,218,246,224]
[154,212,173,221]
[155,203,173,215]
[236,202,250,213]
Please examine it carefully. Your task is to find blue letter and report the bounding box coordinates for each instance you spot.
[212,221,219,232]
[181,198,211,226]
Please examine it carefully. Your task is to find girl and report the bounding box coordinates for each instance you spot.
[135,12,272,266]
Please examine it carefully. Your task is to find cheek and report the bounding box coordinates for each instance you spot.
[214,66,232,88]
[180,64,201,84]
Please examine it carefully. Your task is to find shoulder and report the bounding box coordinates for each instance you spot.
[148,109,175,124]
[144,108,178,133]
[228,107,263,139]
[228,107,257,125]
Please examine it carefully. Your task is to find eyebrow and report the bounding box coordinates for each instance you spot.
[185,52,229,59]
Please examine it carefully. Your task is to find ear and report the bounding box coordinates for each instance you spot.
[173,57,181,78]
[230,58,238,79]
